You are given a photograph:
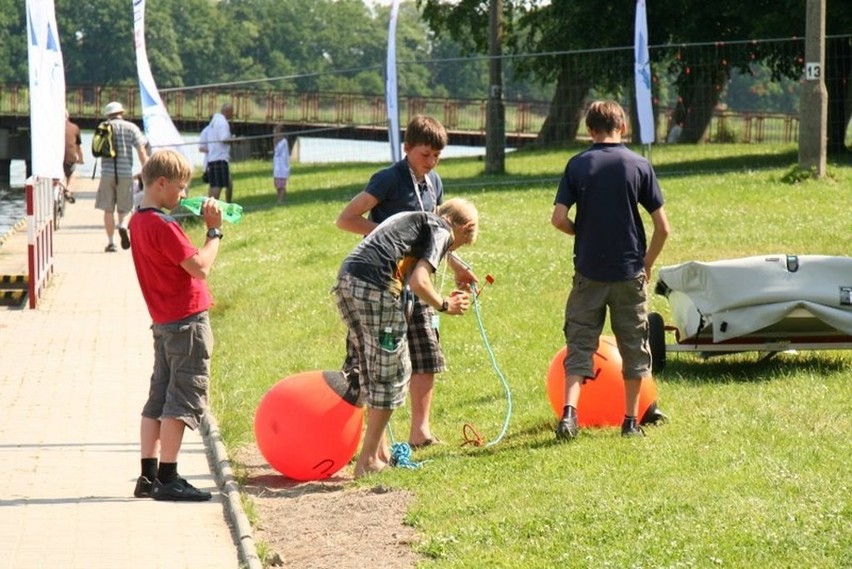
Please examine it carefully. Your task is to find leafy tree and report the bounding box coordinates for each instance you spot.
[162,0,231,87]
[723,65,800,114]
[0,0,26,83]
[140,0,184,87]
[56,0,138,85]
[419,0,633,145]
[746,0,852,153]
[418,0,852,152]
[5,0,504,120]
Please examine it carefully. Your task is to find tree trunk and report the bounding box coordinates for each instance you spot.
[676,66,729,144]
[535,65,590,147]
[826,36,852,155]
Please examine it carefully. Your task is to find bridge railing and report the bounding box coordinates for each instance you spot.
[1,83,801,145]
[2,84,548,137]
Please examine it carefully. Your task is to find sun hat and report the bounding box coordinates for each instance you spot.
[104,101,125,116]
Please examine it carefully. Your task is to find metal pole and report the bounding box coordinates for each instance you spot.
[485,0,505,174]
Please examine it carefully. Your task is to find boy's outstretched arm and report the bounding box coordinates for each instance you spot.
[336,191,380,236]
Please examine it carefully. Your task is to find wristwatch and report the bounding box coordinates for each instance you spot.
[206,227,224,240]
[437,298,449,312]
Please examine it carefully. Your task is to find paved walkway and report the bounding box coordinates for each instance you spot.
[0,179,258,568]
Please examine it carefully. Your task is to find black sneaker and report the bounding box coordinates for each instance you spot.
[134,475,153,498]
[621,419,646,438]
[105,243,117,253]
[555,413,579,441]
[151,476,212,502]
[640,402,669,425]
[118,227,131,250]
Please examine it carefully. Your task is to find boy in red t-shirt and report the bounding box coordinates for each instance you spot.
[128,149,225,501]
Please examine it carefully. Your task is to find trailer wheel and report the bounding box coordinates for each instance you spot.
[648,312,666,374]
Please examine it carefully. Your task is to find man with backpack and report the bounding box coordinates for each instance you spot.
[94,101,149,252]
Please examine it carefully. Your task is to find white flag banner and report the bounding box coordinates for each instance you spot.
[385,0,401,162]
[634,0,654,145]
[133,0,185,155]
[26,0,65,180]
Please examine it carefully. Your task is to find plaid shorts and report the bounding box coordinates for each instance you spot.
[334,273,411,409]
[342,289,446,381]
[563,272,652,380]
[406,294,446,374]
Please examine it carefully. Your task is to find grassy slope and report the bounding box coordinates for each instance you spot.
[201,143,852,568]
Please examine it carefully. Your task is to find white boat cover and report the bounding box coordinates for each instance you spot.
[656,254,852,343]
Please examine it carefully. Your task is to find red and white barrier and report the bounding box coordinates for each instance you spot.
[26,177,55,308]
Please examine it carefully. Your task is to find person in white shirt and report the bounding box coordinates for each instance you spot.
[198,122,211,185]
[205,104,233,201]
[272,124,291,205]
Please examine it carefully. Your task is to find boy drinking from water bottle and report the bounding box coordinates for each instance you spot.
[128,149,224,501]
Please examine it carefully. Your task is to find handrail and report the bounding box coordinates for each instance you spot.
[0,84,547,137]
[26,176,55,309]
[0,83,802,144]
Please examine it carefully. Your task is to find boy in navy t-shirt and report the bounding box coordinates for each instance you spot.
[551,100,670,440]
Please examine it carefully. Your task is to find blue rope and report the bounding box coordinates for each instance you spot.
[384,424,423,469]
[469,280,513,447]
[389,441,422,469]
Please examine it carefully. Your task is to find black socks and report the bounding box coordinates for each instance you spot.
[141,458,158,481]
[157,462,178,484]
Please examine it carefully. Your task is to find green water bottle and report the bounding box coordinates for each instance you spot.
[178,197,244,224]
[379,326,395,351]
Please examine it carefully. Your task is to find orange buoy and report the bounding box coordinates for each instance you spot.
[546,336,658,427]
[254,370,363,481]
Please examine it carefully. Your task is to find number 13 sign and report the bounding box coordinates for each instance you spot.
[805,62,821,80]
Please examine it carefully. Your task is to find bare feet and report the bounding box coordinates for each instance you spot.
[378,446,391,464]
[408,431,440,448]
[354,457,388,479]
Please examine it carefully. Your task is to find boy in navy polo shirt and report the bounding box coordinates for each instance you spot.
[336,116,478,449]
[551,100,670,440]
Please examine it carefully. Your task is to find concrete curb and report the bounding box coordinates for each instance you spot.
[202,411,264,569]
[0,217,26,248]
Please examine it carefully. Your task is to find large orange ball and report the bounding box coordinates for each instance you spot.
[254,370,364,481]
[546,336,658,427]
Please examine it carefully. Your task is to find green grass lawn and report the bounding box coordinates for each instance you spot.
[198,143,852,568]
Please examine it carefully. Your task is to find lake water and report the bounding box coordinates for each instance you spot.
[0,132,491,233]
